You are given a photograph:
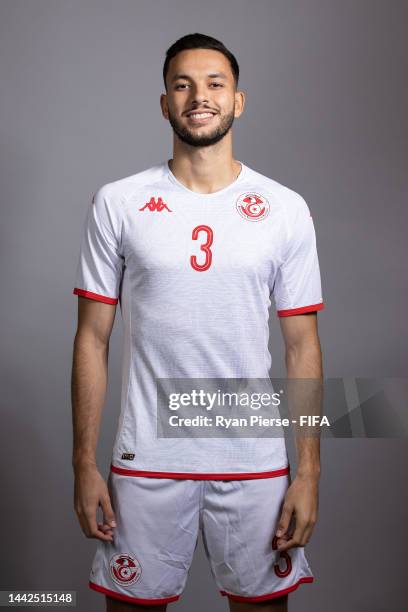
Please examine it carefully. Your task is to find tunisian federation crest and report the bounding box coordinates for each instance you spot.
[109,553,142,586]
[236,192,270,222]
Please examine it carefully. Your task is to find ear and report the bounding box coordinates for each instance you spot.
[234,90,246,118]
[160,93,169,120]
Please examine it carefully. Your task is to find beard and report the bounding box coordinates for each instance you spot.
[167,107,235,147]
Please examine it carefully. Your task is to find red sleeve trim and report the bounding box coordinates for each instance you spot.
[89,581,180,605]
[220,576,314,602]
[110,464,290,480]
[73,288,118,305]
[277,302,325,317]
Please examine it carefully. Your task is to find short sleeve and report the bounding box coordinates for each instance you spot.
[72,186,124,305]
[272,198,325,317]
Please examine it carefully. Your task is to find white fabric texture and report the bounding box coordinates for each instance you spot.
[89,471,313,602]
[73,160,324,476]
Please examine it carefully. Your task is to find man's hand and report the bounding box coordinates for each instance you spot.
[73,463,117,542]
[274,473,319,552]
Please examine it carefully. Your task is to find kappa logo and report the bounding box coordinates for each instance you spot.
[139,197,172,212]
[236,192,269,222]
[110,553,142,586]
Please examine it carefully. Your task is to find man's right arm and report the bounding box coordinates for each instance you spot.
[71,296,117,542]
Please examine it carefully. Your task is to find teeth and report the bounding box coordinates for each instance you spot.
[189,113,213,119]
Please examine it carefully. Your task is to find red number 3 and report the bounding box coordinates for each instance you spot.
[272,536,293,578]
[190,225,213,271]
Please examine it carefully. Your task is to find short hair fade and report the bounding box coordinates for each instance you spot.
[163,33,240,90]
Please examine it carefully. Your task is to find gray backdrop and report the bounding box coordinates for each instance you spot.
[1,0,407,610]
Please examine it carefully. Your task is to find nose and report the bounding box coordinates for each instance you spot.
[189,83,209,105]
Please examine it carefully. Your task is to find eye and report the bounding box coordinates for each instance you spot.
[210,83,223,87]
[175,83,188,90]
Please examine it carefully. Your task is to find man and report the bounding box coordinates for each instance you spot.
[71,33,324,612]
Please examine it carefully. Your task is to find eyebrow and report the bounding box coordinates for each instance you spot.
[171,72,228,82]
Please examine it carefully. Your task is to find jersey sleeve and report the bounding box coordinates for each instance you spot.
[272,198,325,317]
[72,186,124,305]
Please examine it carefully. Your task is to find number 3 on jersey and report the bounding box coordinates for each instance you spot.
[190,225,213,272]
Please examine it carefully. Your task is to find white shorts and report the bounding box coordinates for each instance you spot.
[89,469,314,606]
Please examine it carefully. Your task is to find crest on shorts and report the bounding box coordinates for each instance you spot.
[109,553,142,586]
[236,192,269,222]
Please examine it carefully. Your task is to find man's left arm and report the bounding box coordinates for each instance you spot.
[275,311,323,552]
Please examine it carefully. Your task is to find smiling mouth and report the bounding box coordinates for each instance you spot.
[186,112,216,124]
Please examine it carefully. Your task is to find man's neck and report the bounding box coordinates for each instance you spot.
[168,151,242,194]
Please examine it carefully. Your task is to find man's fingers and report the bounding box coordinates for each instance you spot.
[275,503,293,538]
[86,519,113,541]
[277,516,316,551]
[298,515,317,546]
[276,537,298,552]
[74,468,116,542]
[279,521,304,551]
[91,527,113,541]
[97,522,114,540]
[273,474,319,552]
[285,513,296,539]
[100,494,117,529]
[78,508,114,541]
[98,522,113,534]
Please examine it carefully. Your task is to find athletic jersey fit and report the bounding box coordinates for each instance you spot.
[73,160,324,478]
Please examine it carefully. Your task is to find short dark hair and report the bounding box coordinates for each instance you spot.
[163,33,239,90]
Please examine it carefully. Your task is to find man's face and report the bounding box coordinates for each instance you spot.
[161,48,244,148]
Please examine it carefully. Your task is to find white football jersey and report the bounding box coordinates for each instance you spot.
[73,160,324,479]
